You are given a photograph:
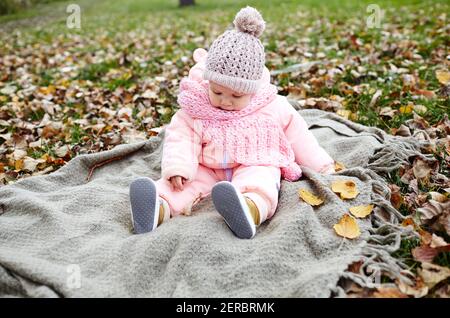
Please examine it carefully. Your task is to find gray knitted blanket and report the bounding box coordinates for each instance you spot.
[0,108,424,297]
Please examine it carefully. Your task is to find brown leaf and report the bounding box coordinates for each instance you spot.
[347,260,363,274]
[373,287,408,298]
[413,88,436,99]
[391,124,411,137]
[418,262,450,289]
[388,184,404,209]
[412,245,439,263]
[418,200,450,226]
[397,277,428,298]
[412,158,435,182]
[434,283,450,298]
[41,125,60,139]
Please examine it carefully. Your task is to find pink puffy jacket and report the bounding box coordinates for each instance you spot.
[161,48,335,183]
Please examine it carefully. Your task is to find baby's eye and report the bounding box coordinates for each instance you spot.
[213,91,222,95]
[232,95,243,98]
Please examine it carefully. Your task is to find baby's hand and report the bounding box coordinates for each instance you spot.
[169,175,187,191]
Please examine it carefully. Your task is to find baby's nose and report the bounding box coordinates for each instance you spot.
[221,99,232,106]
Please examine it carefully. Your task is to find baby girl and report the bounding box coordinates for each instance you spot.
[129,6,335,239]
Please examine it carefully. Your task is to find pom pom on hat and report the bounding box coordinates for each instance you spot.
[233,6,265,38]
[193,48,208,63]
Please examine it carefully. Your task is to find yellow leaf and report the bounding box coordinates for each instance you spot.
[399,104,413,114]
[349,204,374,218]
[298,189,324,206]
[334,162,345,172]
[38,85,56,95]
[336,109,352,119]
[331,179,359,199]
[435,70,450,85]
[333,214,361,239]
[14,159,24,171]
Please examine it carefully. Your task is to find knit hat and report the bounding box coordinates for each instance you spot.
[203,6,266,94]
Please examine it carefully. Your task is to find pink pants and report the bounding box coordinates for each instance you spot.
[156,164,281,224]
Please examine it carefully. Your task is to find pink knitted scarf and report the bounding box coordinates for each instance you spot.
[177,77,302,181]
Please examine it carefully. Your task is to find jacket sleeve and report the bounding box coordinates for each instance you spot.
[161,109,202,182]
[279,97,335,174]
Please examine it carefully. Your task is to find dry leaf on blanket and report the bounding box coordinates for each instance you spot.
[349,204,374,218]
[331,180,359,199]
[334,162,345,172]
[298,189,324,206]
[333,214,361,239]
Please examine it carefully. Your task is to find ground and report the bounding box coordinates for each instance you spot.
[0,0,449,297]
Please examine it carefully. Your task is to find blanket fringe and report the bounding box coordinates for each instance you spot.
[331,134,429,297]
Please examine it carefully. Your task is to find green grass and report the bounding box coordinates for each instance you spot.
[392,238,421,273]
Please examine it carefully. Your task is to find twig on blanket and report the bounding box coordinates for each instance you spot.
[86,145,146,182]
[86,155,126,182]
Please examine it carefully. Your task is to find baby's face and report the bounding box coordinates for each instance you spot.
[208,81,253,111]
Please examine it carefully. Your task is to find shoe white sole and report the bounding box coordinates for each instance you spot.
[211,181,256,239]
[129,177,160,234]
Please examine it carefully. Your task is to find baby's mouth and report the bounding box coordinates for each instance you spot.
[219,106,234,111]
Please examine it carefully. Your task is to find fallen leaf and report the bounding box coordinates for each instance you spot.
[14,159,24,171]
[333,214,361,239]
[369,89,382,107]
[347,260,363,273]
[349,204,374,218]
[418,262,450,289]
[436,70,450,85]
[413,104,427,114]
[413,88,436,99]
[55,145,70,158]
[12,149,27,160]
[412,158,434,182]
[22,157,46,172]
[298,188,324,206]
[373,287,408,298]
[397,278,428,298]
[412,245,438,263]
[391,124,411,137]
[389,184,404,209]
[379,106,397,118]
[331,179,359,199]
[430,233,449,248]
[334,161,345,172]
[434,283,450,298]
[417,200,445,221]
[336,109,352,119]
[399,104,413,114]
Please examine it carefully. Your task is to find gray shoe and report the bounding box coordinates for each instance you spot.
[211,181,256,239]
[129,177,160,234]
